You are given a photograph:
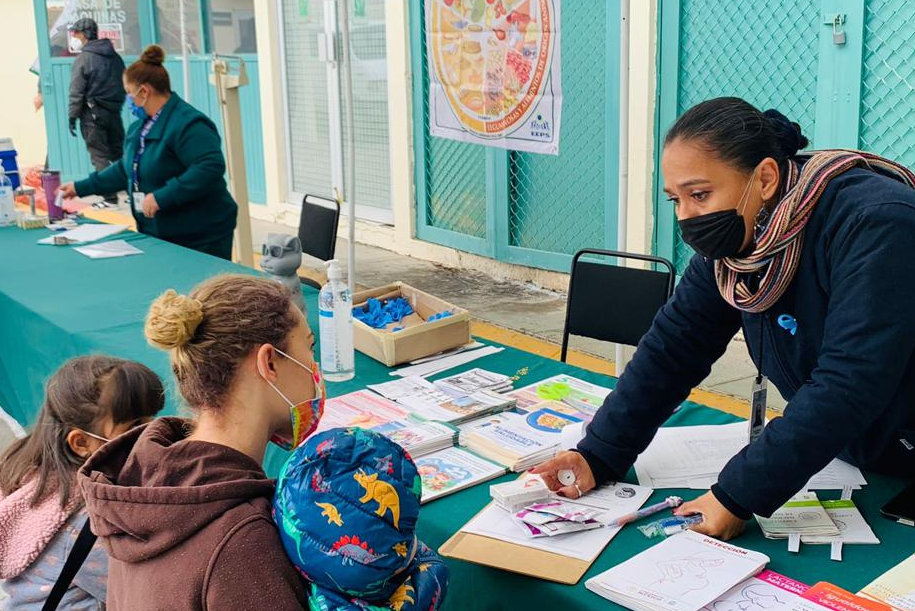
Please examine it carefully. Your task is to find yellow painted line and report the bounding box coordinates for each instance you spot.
[470,319,769,420]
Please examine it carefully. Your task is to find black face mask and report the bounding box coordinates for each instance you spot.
[677,172,756,259]
[678,210,747,259]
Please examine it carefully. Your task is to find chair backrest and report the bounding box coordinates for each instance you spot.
[561,248,676,361]
[298,194,341,262]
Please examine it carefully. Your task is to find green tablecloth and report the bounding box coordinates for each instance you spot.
[1,224,913,610]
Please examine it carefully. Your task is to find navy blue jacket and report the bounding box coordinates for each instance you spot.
[578,166,915,518]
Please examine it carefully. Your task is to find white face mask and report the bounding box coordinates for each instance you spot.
[81,429,110,443]
[70,37,84,53]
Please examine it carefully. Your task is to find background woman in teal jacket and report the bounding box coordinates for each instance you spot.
[61,45,238,260]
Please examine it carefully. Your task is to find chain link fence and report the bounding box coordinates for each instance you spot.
[415,1,620,267]
[666,0,821,273]
[416,4,489,239]
[859,0,915,170]
[507,1,607,255]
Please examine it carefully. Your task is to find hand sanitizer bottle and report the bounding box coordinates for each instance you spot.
[318,259,355,382]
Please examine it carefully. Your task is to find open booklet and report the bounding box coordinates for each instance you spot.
[586,530,770,611]
[507,373,611,418]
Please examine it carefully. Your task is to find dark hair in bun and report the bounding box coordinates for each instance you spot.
[125,44,170,94]
[664,96,809,172]
[141,44,166,66]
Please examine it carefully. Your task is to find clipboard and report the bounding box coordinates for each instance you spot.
[438,502,600,585]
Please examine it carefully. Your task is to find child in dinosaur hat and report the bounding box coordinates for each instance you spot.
[273,428,449,611]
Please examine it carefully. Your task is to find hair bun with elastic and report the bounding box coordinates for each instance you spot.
[140,44,166,66]
[145,289,204,350]
[763,108,809,159]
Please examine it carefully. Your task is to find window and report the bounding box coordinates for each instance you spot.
[156,0,204,56]
[209,0,257,54]
[46,0,142,58]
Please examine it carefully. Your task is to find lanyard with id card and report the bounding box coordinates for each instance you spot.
[131,111,161,215]
[748,321,768,444]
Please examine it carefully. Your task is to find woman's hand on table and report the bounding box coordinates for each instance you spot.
[142,193,160,218]
[675,491,746,540]
[59,183,77,199]
[530,451,596,499]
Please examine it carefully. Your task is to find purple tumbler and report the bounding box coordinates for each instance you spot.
[42,170,63,220]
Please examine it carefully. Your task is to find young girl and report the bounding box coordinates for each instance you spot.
[79,275,318,610]
[0,356,164,610]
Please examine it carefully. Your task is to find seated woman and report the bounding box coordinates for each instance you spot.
[79,275,319,610]
[0,356,163,610]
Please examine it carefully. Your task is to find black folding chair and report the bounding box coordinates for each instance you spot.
[298,194,341,289]
[560,248,676,362]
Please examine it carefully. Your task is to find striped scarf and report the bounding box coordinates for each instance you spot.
[715,150,915,313]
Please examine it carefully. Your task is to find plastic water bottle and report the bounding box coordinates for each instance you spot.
[318,259,355,382]
[0,167,14,227]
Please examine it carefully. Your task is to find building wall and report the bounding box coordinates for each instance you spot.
[252,0,660,293]
[1,0,47,168]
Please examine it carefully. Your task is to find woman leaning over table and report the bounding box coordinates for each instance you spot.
[534,97,915,540]
[61,45,237,260]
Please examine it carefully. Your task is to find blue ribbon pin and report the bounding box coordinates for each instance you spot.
[777,314,797,336]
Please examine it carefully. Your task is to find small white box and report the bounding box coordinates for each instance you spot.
[490,478,551,513]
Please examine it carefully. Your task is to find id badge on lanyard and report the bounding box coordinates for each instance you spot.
[132,113,160,215]
[749,374,767,443]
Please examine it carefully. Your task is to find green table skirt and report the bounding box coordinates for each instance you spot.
[1,225,913,610]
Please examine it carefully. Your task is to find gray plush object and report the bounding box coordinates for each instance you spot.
[261,233,307,315]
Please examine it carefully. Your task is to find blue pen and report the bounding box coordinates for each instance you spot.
[637,514,703,539]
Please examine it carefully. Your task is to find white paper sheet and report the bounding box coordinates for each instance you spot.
[38,224,128,245]
[461,478,652,561]
[392,346,504,378]
[368,376,438,400]
[73,239,144,259]
[635,423,867,492]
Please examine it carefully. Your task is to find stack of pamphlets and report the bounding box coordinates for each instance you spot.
[371,420,459,458]
[460,401,578,471]
[413,446,507,503]
[755,493,841,539]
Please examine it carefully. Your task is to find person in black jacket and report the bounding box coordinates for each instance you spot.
[533,97,915,540]
[68,18,126,207]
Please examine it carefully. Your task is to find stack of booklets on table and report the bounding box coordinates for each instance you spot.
[371,420,459,458]
[755,492,841,539]
[459,401,580,471]
[411,446,507,503]
[433,368,514,396]
[314,390,413,434]
[585,530,770,611]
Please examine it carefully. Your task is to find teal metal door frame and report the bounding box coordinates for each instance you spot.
[410,0,622,273]
[33,0,266,203]
[653,0,866,270]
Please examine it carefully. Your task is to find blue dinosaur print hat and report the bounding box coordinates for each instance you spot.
[273,428,425,601]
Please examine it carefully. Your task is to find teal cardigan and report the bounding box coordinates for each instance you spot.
[75,94,237,249]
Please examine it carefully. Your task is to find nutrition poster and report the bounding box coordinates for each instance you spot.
[426,0,563,155]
